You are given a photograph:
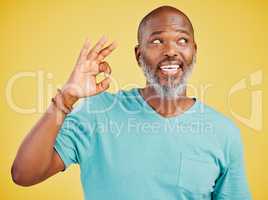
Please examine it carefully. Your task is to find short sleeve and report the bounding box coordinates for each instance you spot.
[213,127,252,200]
[54,99,96,170]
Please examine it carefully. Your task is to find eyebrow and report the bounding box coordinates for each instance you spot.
[150,29,190,37]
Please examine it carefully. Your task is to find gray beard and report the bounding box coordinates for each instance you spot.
[139,55,196,100]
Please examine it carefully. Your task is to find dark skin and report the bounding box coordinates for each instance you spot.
[135,9,197,117]
[11,7,197,187]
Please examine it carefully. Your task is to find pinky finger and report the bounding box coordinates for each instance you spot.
[77,38,91,65]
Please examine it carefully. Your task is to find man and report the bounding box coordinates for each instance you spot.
[11,5,251,200]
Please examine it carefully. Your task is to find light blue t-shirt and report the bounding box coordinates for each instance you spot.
[54,88,251,200]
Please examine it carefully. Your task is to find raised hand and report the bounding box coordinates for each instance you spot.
[62,36,117,106]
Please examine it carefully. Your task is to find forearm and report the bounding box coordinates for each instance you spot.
[11,37,115,186]
[11,103,68,184]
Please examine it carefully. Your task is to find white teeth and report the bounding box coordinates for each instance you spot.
[159,65,181,74]
[160,65,181,72]
[160,65,180,70]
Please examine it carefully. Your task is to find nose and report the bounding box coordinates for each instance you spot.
[163,42,179,58]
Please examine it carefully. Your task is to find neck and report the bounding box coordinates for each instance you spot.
[139,85,194,117]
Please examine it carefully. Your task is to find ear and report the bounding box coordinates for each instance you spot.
[194,42,197,54]
[134,44,141,67]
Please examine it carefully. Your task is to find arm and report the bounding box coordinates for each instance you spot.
[212,128,252,200]
[11,100,75,186]
[11,37,116,186]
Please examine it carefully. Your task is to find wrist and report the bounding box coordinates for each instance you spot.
[61,90,79,108]
[51,89,73,115]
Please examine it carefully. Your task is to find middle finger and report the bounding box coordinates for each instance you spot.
[87,36,108,60]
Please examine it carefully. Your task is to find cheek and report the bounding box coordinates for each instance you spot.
[181,47,195,64]
[142,49,161,65]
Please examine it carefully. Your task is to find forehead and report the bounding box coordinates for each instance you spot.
[142,12,193,37]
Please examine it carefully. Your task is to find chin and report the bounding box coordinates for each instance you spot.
[157,76,182,87]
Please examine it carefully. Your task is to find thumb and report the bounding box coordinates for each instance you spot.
[95,76,112,95]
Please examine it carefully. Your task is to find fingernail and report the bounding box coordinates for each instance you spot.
[112,41,118,48]
[104,73,109,78]
[101,35,107,42]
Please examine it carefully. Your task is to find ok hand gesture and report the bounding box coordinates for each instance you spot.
[62,36,117,105]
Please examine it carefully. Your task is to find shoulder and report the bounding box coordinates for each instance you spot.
[199,101,240,133]
[197,100,241,145]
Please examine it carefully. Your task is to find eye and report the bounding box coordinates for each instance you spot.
[178,38,188,44]
[152,39,162,44]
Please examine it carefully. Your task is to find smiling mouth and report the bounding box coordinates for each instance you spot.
[159,64,182,75]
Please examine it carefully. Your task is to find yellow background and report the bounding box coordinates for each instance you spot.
[1,0,267,199]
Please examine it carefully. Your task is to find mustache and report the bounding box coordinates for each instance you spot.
[157,57,183,67]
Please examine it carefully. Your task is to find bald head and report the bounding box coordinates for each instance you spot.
[137,6,194,44]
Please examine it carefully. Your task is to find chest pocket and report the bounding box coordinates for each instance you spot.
[177,153,220,196]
